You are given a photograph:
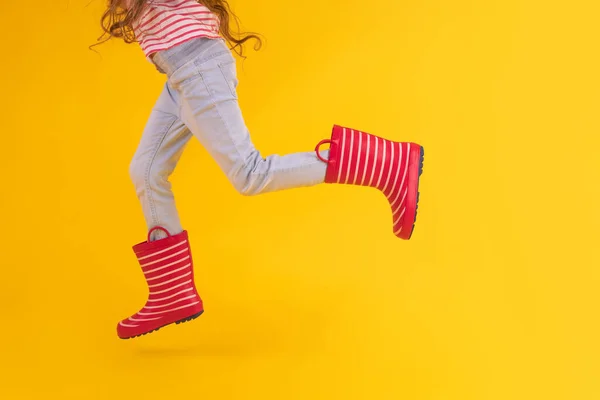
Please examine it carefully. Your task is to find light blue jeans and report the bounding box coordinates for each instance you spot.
[130,38,328,240]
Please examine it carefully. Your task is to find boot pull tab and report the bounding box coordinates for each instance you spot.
[147,226,171,242]
[315,139,331,163]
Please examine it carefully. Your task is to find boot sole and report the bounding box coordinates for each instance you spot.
[120,311,204,340]
[404,146,425,240]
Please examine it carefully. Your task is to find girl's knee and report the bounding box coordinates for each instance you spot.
[229,154,267,196]
[129,157,146,189]
[230,170,259,196]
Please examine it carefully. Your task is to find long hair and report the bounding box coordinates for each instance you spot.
[94,0,262,57]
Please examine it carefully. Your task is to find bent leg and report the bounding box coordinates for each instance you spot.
[176,52,327,196]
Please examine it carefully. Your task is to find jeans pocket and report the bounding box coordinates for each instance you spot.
[218,59,239,99]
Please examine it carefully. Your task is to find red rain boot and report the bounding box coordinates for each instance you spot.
[117,227,204,339]
[315,125,424,240]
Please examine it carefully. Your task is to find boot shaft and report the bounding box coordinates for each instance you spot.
[320,125,417,193]
[133,229,198,302]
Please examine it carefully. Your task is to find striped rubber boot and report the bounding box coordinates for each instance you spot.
[117,227,204,339]
[315,125,425,240]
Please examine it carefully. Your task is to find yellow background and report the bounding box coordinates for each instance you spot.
[1,0,599,399]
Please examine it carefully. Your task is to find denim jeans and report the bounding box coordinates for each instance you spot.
[130,38,328,240]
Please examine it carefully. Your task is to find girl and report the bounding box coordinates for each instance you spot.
[98,0,424,339]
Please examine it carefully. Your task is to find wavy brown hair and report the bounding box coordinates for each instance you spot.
[94,0,262,57]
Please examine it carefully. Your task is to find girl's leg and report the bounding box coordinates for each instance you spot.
[171,50,327,196]
[129,82,192,240]
[161,38,423,241]
[118,82,204,340]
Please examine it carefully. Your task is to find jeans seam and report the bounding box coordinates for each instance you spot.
[168,49,229,85]
[251,157,324,177]
[144,115,178,228]
[194,50,229,68]
[218,61,238,99]
[152,109,176,116]
[195,71,246,164]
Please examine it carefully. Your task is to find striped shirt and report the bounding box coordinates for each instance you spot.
[133,0,221,59]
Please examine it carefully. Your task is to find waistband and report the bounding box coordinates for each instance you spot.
[152,37,229,76]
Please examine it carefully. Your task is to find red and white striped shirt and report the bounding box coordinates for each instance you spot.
[133,0,221,59]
